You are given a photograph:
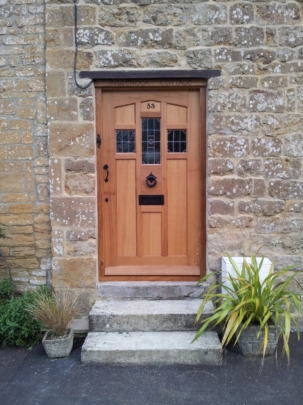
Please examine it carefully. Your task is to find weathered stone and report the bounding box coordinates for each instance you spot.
[209,215,253,229]
[94,49,144,68]
[174,28,200,50]
[46,71,66,97]
[67,76,93,98]
[279,27,303,47]
[50,197,95,226]
[51,228,64,256]
[9,203,34,214]
[209,200,235,216]
[65,173,95,195]
[277,48,295,62]
[264,158,301,179]
[228,76,258,89]
[243,49,276,64]
[230,3,253,25]
[282,234,303,255]
[66,229,92,241]
[251,137,282,157]
[66,240,96,257]
[65,158,95,174]
[238,199,285,217]
[286,89,296,112]
[47,98,78,121]
[224,62,257,76]
[208,229,249,256]
[117,28,173,48]
[76,27,115,47]
[260,76,288,89]
[190,4,227,25]
[147,51,178,67]
[209,159,234,176]
[283,133,303,157]
[49,123,94,157]
[209,114,260,136]
[256,3,301,26]
[79,98,94,121]
[209,91,247,112]
[237,159,262,177]
[100,5,140,27]
[256,218,303,234]
[46,50,93,69]
[269,180,303,200]
[249,90,285,113]
[234,27,265,47]
[209,137,249,158]
[298,86,303,112]
[37,184,49,202]
[199,27,232,47]
[261,114,303,137]
[214,48,242,63]
[0,162,24,193]
[49,158,62,195]
[286,201,303,214]
[0,215,33,227]
[144,5,188,26]
[46,6,96,27]
[209,178,264,199]
[185,48,212,69]
[52,258,96,288]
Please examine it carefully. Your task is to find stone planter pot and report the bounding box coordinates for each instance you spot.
[237,324,279,357]
[42,328,74,358]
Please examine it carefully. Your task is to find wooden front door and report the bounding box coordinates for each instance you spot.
[97,89,205,281]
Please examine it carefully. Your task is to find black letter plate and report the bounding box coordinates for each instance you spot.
[139,195,164,205]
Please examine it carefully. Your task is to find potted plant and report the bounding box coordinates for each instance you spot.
[28,289,80,358]
[194,253,302,366]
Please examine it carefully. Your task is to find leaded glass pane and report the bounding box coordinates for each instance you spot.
[167,129,187,153]
[142,118,161,165]
[116,130,135,153]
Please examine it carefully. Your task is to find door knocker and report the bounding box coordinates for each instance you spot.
[146,172,157,188]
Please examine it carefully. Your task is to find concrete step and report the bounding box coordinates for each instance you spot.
[81,331,222,365]
[89,299,212,332]
[97,281,208,300]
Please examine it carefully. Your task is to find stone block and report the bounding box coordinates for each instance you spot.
[279,27,303,47]
[65,172,95,195]
[94,49,144,68]
[209,114,260,136]
[174,28,200,50]
[0,147,5,159]
[49,123,94,157]
[224,62,257,76]
[2,193,28,203]
[209,91,247,112]
[277,48,295,62]
[237,159,261,177]
[50,197,95,227]
[286,201,303,214]
[46,71,66,97]
[209,178,253,199]
[0,100,14,115]
[283,133,303,157]
[298,86,303,112]
[199,27,232,47]
[46,50,93,69]
[0,130,20,144]
[261,114,303,137]
[286,89,296,112]
[243,49,276,64]
[66,240,96,257]
[256,218,303,235]
[269,180,303,200]
[190,4,227,25]
[64,158,95,174]
[209,159,234,176]
[9,203,34,214]
[214,48,242,63]
[260,76,288,89]
[256,3,301,25]
[37,184,50,202]
[147,51,178,68]
[46,6,96,27]
[48,98,78,121]
[36,137,48,158]
[209,137,249,158]
[117,28,173,48]
[185,48,212,69]
[234,27,264,47]
[230,3,253,25]
[249,90,285,113]
[209,200,235,216]
[52,257,96,288]
[282,234,303,255]
[10,225,33,234]
[0,162,25,192]
[275,256,303,271]
[238,199,285,217]
[209,215,253,229]
[264,158,301,179]
[228,76,258,89]
[251,137,282,157]
[100,5,141,27]
[79,98,94,121]
[76,27,115,47]
[51,228,64,256]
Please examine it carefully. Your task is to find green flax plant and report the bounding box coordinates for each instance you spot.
[194,254,302,364]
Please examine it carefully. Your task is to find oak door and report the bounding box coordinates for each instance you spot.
[98,90,204,280]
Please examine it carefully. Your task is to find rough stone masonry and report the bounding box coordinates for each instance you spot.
[1,0,303,312]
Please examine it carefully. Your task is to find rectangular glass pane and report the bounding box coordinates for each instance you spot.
[116,130,135,153]
[142,118,161,165]
[167,129,187,153]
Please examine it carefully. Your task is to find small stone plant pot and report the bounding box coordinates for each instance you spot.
[42,328,74,358]
[237,324,279,357]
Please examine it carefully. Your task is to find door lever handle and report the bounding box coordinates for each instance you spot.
[103,164,109,182]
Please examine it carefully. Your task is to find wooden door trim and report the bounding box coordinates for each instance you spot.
[96,86,207,282]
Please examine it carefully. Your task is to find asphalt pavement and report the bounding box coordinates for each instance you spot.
[0,332,302,405]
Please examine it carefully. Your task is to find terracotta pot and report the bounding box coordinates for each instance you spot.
[237,324,279,357]
[42,328,74,358]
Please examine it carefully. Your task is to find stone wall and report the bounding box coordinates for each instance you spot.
[2,0,303,301]
[0,0,51,289]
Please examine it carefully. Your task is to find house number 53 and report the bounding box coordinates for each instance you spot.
[147,103,155,109]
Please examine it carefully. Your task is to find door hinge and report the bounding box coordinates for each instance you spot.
[97,134,101,148]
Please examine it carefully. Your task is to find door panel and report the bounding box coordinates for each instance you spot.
[99,90,203,280]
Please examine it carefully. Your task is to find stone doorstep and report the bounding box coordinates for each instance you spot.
[81,331,222,366]
[89,299,212,332]
[97,281,208,300]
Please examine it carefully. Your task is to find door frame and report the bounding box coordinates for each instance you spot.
[95,78,207,282]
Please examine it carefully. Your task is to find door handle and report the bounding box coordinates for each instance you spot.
[103,164,109,182]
